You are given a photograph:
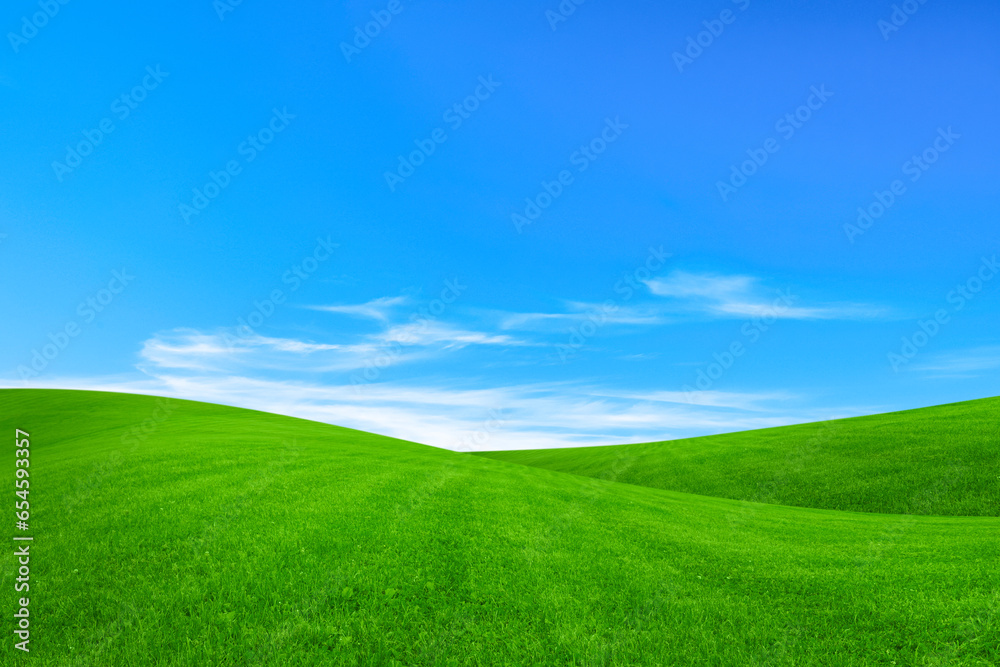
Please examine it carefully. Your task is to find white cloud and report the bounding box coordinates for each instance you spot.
[377,321,528,348]
[492,271,885,335]
[499,303,667,331]
[139,329,367,374]
[7,362,856,451]
[645,271,886,320]
[306,296,409,322]
[4,284,884,451]
[138,305,528,378]
[646,272,755,300]
[594,389,797,411]
[912,346,1000,378]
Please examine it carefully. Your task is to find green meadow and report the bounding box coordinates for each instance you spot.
[2,389,998,665]
[478,397,1000,516]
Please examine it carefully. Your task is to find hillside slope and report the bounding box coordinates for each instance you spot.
[2,389,997,666]
[477,397,1000,516]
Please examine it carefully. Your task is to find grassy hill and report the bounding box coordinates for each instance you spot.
[476,397,1000,516]
[2,389,998,666]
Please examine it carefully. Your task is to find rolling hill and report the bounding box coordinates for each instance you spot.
[2,389,997,666]
[477,397,1000,516]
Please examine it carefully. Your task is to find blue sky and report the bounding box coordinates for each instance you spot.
[2,0,998,450]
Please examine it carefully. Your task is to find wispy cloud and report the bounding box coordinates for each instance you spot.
[593,389,797,411]
[7,289,867,449]
[139,329,365,374]
[306,296,409,322]
[499,302,667,331]
[377,321,528,348]
[912,346,1000,378]
[139,320,524,375]
[8,371,854,451]
[646,272,755,300]
[645,271,886,320]
[6,284,888,451]
[492,271,886,335]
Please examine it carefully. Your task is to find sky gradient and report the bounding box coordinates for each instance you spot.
[2,0,998,450]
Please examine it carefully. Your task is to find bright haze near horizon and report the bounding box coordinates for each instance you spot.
[2,0,998,450]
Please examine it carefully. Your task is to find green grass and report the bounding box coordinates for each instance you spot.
[2,389,998,665]
[476,397,1000,516]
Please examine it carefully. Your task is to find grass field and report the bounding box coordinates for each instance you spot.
[477,397,1000,516]
[2,389,998,665]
